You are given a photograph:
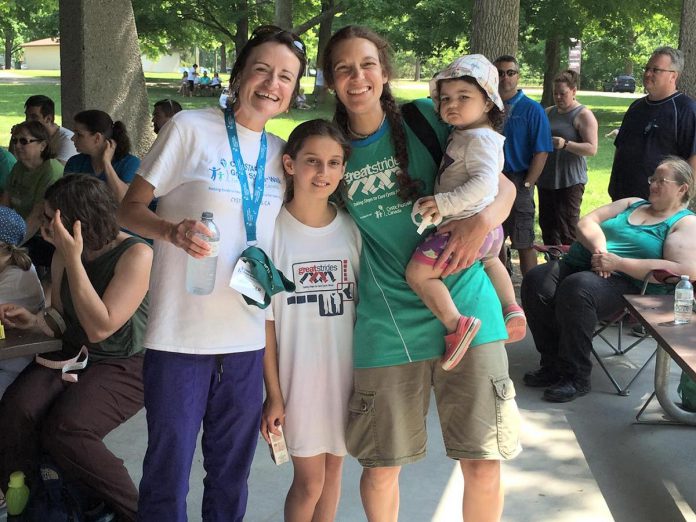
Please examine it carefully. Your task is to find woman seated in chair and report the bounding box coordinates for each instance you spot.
[0,174,151,521]
[521,156,696,403]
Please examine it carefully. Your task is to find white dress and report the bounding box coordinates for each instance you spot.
[270,207,361,457]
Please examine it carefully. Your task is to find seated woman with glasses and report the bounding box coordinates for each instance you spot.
[521,156,696,403]
[64,109,140,202]
[2,121,64,270]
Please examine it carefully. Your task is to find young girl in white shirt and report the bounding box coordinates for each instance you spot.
[262,120,361,522]
[0,206,44,397]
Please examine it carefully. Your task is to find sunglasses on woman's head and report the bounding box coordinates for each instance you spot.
[251,25,306,56]
[11,137,42,145]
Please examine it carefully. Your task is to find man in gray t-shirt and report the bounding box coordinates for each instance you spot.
[10,95,78,165]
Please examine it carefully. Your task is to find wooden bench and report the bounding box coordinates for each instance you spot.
[623,294,696,425]
[0,328,61,361]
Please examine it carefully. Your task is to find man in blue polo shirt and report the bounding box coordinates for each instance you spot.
[494,55,552,276]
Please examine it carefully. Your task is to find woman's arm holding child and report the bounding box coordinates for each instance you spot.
[437,173,515,277]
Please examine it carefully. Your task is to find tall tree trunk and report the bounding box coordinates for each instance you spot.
[234,2,248,60]
[679,0,696,99]
[313,0,334,104]
[220,42,227,72]
[469,0,520,60]
[541,35,561,108]
[4,26,13,69]
[414,58,421,82]
[275,0,293,30]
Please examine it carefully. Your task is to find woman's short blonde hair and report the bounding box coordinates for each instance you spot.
[660,155,695,203]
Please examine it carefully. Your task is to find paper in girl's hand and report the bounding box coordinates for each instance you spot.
[268,425,289,465]
[411,198,443,235]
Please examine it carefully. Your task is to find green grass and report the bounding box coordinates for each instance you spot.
[0,74,634,218]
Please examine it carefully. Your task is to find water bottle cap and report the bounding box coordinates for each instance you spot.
[8,471,25,488]
[681,275,689,280]
[202,211,213,220]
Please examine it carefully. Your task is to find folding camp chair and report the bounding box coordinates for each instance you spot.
[591,269,687,396]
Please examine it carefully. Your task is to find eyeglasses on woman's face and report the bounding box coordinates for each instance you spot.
[647,176,682,186]
[10,136,42,146]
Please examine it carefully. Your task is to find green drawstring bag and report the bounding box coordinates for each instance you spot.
[677,371,696,412]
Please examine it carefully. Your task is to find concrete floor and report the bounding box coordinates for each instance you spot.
[105,327,696,521]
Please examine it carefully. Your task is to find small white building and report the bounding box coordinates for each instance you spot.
[20,37,181,73]
[21,38,60,70]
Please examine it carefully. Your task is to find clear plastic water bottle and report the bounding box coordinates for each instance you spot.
[186,212,220,295]
[673,275,693,325]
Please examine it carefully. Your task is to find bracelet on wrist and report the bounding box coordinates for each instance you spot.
[563,140,570,149]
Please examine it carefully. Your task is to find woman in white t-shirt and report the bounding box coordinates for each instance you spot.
[120,25,308,521]
[0,206,44,398]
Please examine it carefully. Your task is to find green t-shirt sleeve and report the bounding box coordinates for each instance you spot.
[37,160,65,200]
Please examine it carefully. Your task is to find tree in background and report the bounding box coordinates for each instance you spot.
[679,0,696,98]
[470,0,520,60]
[1,0,58,69]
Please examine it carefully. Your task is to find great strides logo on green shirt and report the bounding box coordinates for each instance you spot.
[345,155,399,203]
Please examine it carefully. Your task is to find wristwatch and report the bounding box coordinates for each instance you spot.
[523,181,531,188]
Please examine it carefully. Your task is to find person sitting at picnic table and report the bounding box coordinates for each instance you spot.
[0,206,44,398]
[521,156,696,403]
[178,71,191,97]
[210,71,222,90]
[64,109,140,202]
[198,70,212,94]
[2,121,64,271]
[0,174,151,521]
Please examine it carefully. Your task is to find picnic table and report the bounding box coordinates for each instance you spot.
[0,328,61,361]
[623,294,696,425]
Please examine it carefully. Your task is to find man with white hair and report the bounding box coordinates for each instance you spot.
[609,46,696,200]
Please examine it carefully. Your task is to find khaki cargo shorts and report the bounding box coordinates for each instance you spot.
[346,341,522,467]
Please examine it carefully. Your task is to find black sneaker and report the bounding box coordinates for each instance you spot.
[523,367,560,387]
[543,377,591,403]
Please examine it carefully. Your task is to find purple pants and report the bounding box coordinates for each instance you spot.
[412,224,504,268]
[137,349,264,522]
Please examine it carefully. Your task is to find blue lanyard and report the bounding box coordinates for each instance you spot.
[224,108,267,245]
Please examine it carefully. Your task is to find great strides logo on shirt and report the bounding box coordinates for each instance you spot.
[286,260,356,317]
[207,159,282,194]
[345,156,398,200]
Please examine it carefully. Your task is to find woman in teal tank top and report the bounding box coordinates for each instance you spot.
[0,174,152,521]
[522,157,696,403]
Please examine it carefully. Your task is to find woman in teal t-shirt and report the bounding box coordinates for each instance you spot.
[522,156,696,403]
[322,25,521,521]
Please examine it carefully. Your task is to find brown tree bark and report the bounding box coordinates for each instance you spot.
[233,0,248,60]
[275,0,293,30]
[4,26,13,69]
[313,0,334,105]
[679,0,696,99]
[220,42,227,72]
[469,0,520,61]
[541,35,561,108]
